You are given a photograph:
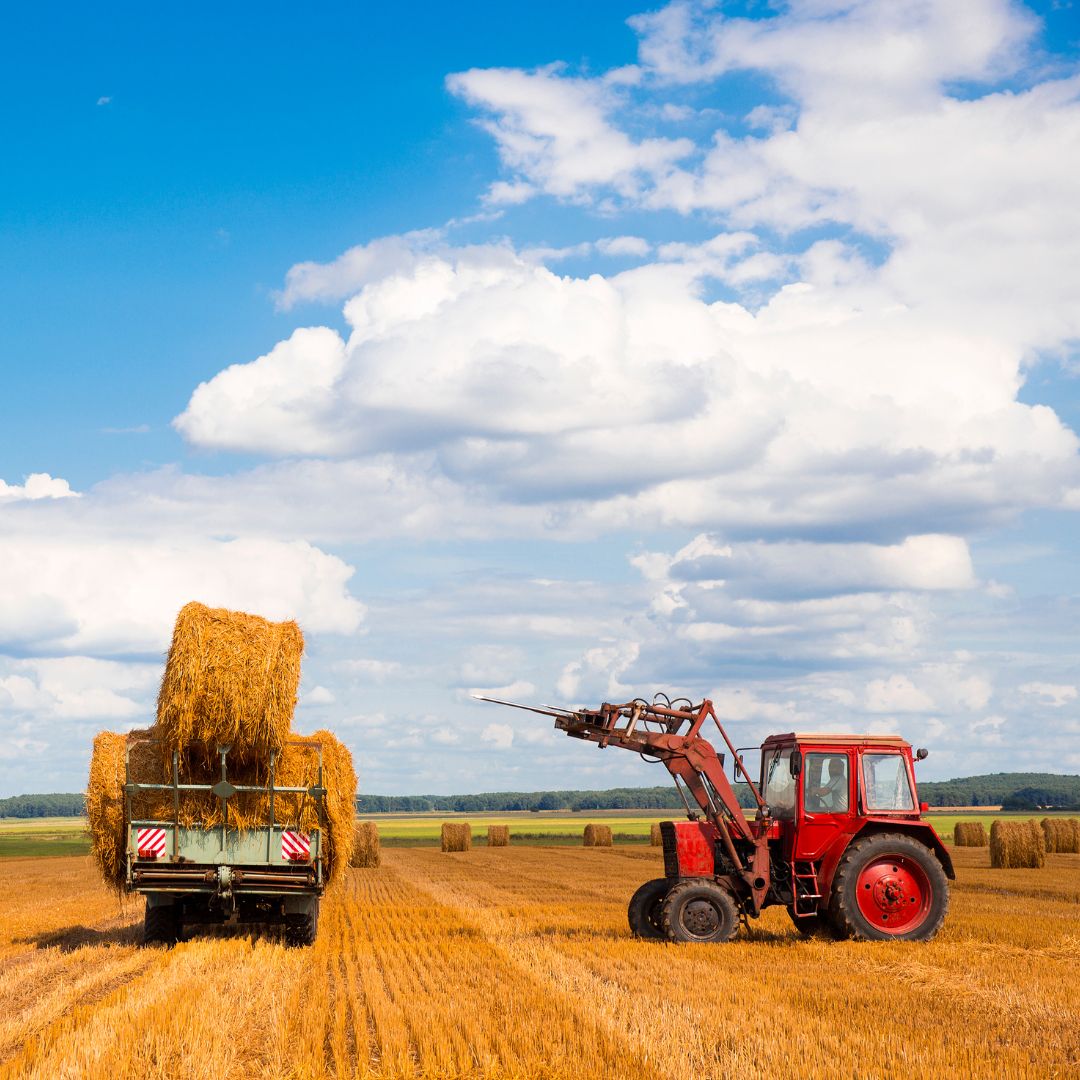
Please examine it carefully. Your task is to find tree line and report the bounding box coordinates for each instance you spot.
[4,771,1079,818]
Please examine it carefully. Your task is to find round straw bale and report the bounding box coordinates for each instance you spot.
[583,824,613,847]
[953,821,987,847]
[86,731,130,892]
[650,822,663,847]
[155,602,304,766]
[989,819,1045,869]
[306,730,357,885]
[350,821,381,868]
[487,825,510,847]
[1042,817,1080,854]
[441,822,472,852]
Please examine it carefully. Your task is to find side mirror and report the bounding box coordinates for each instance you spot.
[915,747,929,761]
[789,749,803,777]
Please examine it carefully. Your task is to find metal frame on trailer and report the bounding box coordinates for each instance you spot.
[123,735,327,898]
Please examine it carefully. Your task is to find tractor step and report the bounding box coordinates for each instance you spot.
[792,861,822,915]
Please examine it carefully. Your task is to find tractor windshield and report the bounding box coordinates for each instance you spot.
[763,748,795,819]
[862,753,915,812]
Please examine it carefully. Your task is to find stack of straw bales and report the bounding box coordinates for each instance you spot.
[442,823,472,852]
[1041,817,1080,854]
[583,824,612,847]
[650,823,663,847]
[989,820,1045,869]
[350,822,381,868]
[487,825,510,847]
[953,822,987,847]
[86,603,357,891]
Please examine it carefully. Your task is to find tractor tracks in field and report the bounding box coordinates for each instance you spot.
[0,930,161,1068]
[397,851,703,1080]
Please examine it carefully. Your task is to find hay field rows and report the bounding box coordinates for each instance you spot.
[1,846,1077,1079]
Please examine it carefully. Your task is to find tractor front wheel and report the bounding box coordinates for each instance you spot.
[661,880,740,943]
[829,833,948,941]
[627,878,669,940]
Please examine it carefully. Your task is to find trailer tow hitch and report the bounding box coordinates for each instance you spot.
[215,865,236,916]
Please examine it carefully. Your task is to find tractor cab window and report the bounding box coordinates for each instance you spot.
[862,753,915,812]
[803,753,849,814]
[762,748,796,819]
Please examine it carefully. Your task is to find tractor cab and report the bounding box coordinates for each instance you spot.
[758,732,952,909]
[760,733,926,857]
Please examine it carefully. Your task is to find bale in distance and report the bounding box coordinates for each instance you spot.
[88,728,357,891]
[351,821,381,868]
[650,823,663,847]
[487,825,510,847]
[583,824,613,848]
[442,823,472,852]
[156,602,304,767]
[953,821,987,847]
[989,819,1045,869]
[1041,817,1080,854]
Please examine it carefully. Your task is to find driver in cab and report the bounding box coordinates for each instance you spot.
[810,757,849,812]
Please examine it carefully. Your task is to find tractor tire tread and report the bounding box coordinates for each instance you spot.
[627,878,669,940]
[661,879,740,944]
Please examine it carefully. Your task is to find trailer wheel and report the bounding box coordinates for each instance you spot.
[661,880,740,943]
[143,903,180,946]
[627,878,669,939]
[284,899,320,947]
[829,832,949,942]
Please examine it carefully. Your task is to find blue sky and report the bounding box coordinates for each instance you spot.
[3,0,1080,796]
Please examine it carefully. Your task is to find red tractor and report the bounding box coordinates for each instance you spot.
[482,694,952,942]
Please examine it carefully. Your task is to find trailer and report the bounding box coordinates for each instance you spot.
[125,734,327,946]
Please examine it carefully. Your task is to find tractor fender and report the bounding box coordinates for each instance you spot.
[847,820,955,881]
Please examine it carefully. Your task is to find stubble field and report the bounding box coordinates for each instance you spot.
[1,845,1077,1079]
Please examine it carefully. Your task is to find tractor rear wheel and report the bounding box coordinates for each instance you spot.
[829,832,948,941]
[143,903,180,946]
[661,880,740,943]
[627,878,669,940]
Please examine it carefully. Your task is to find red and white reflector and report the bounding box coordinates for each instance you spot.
[282,831,311,862]
[136,827,167,859]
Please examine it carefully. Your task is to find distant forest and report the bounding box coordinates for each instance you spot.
[3,772,1079,818]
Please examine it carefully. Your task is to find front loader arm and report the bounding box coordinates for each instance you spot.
[553,698,765,837]
[478,694,774,912]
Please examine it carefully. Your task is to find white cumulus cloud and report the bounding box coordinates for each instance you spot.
[0,473,80,503]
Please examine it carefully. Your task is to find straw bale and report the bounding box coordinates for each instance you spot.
[989,819,1045,869]
[583,824,613,847]
[487,825,510,847]
[86,731,130,892]
[441,823,472,852]
[88,727,356,890]
[953,821,987,847]
[650,823,663,847]
[350,821,381,868]
[156,602,304,766]
[1041,817,1080,854]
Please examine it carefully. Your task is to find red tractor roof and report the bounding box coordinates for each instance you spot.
[762,732,910,749]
